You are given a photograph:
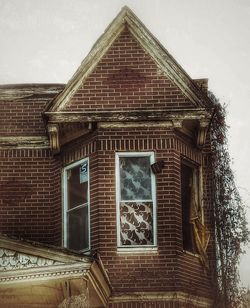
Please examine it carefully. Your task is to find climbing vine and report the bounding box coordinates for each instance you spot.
[209,92,249,307]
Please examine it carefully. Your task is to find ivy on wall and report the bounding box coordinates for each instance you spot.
[209,92,249,307]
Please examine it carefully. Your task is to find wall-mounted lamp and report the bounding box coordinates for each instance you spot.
[151,160,165,174]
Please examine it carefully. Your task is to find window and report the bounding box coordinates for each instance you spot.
[181,161,200,253]
[116,152,157,247]
[63,158,90,251]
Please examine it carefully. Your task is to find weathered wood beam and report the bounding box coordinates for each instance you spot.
[0,84,64,101]
[197,119,210,148]
[0,136,49,149]
[44,109,212,123]
[98,121,173,129]
[47,124,60,154]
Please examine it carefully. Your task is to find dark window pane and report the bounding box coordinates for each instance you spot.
[120,156,152,200]
[120,201,153,245]
[181,163,197,253]
[67,162,88,209]
[67,206,89,251]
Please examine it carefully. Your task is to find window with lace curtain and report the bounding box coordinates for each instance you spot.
[116,152,157,248]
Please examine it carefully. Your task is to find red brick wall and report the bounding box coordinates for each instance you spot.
[0,22,215,306]
[0,126,215,301]
[61,132,100,251]
[64,27,195,112]
[0,99,48,136]
[0,149,61,244]
[60,127,214,300]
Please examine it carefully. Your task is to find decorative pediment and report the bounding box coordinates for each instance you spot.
[43,7,214,154]
[45,6,213,114]
[0,235,111,308]
[0,248,61,271]
[0,234,90,273]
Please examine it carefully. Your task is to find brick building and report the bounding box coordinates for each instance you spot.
[0,7,217,308]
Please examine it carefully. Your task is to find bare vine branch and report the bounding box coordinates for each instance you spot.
[208,92,249,307]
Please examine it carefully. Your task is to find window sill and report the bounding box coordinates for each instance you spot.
[117,247,158,255]
[183,250,200,258]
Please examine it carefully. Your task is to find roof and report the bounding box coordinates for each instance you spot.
[0,233,91,263]
[0,84,65,101]
[46,6,213,113]
[0,233,111,307]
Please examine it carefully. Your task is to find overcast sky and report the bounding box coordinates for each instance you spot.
[0,0,250,287]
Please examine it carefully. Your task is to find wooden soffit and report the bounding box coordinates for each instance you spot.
[45,108,211,123]
[44,108,212,152]
[46,122,93,154]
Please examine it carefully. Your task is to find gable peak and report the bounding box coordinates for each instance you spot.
[47,7,212,112]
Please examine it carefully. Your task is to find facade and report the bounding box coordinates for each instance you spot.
[0,7,217,308]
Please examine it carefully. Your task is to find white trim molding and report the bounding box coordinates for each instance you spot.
[0,262,90,284]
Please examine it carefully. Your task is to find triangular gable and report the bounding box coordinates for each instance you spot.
[47,6,211,113]
[0,234,90,270]
[62,27,196,113]
[0,234,111,307]
[0,247,62,271]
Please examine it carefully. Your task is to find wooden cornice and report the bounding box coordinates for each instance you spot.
[197,119,210,148]
[0,84,64,101]
[47,124,60,154]
[44,108,212,124]
[0,136,49,149]
[46,122,93,154]
[88,261,112,306]
[44,109,212,152]
[0,234,90,264]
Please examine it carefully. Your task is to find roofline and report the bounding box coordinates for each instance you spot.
[0,83,65,89]
[0,84,65,101]
[0,233,92,263]
[47,6,213,112]
[123,7,211,107]
[46,7,127,112]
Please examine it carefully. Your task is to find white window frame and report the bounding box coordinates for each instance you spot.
[115,152,157,249]
[63,157,90,252]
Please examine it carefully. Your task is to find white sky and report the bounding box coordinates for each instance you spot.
[0,0,250,287]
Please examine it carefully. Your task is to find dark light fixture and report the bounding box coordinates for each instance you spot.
[151,160,165,174]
